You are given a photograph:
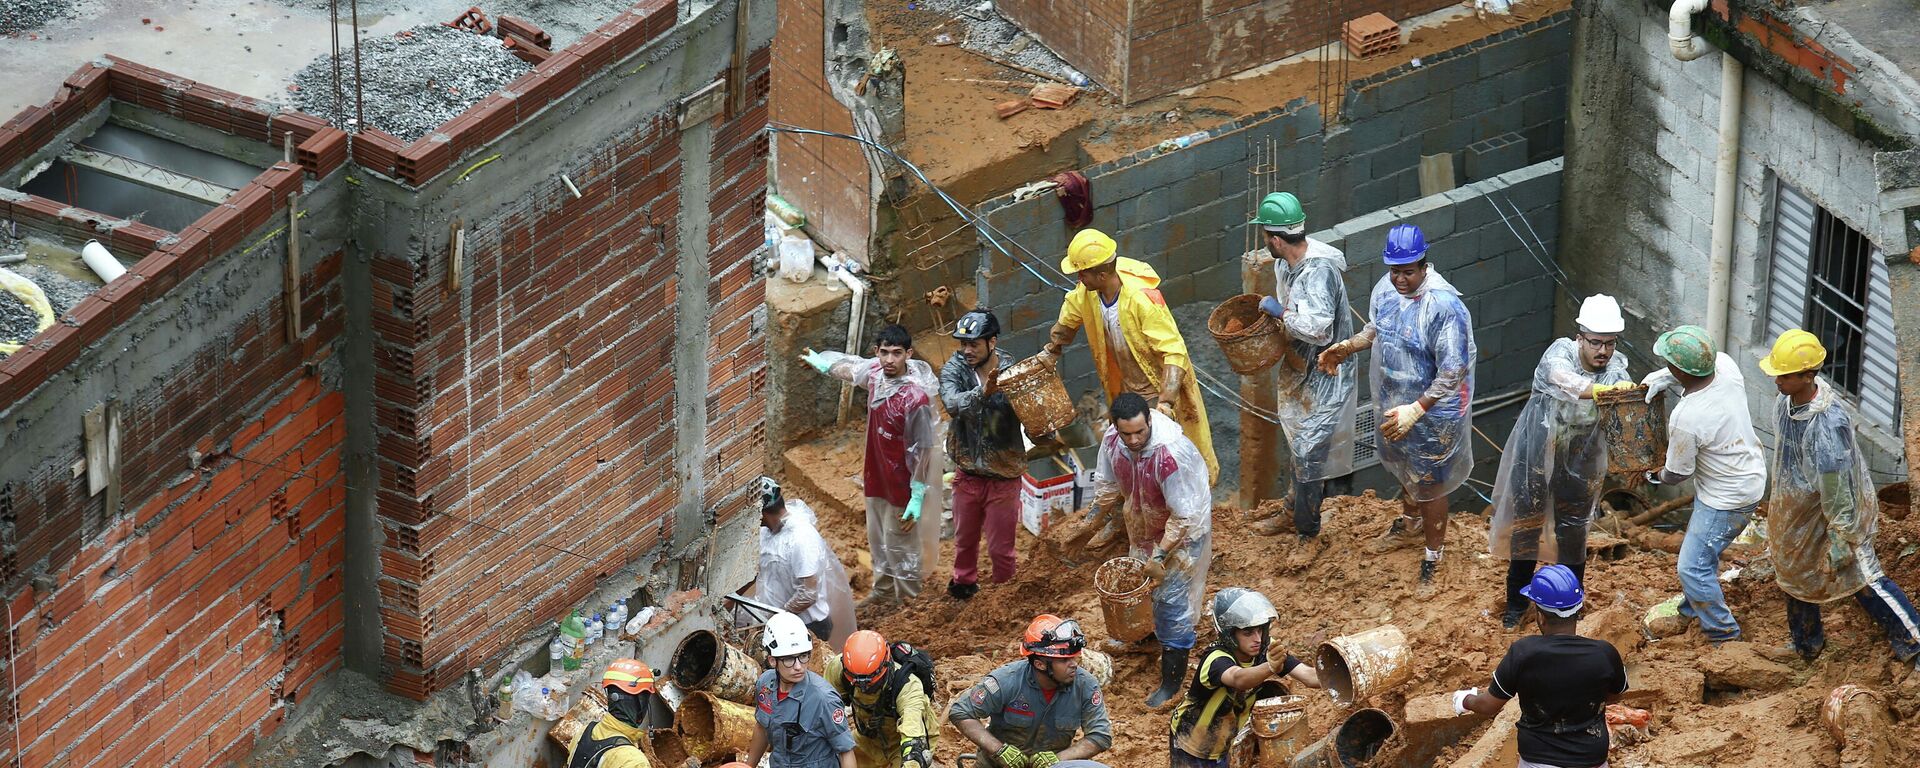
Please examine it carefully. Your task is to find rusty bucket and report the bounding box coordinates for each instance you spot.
[1094,557,1156,643]
[1287,708,1397,768]
[649,729,693,767]
[1316,624,1412,705]
[1877,482,1910,521]
[547,687,609,747]
[670,630,761,705]
[1208,294,1289,375]
[675,691,759,762]
[1001,353,1077,435]
[1595,386,1669,473]
[1250,694,1311,767]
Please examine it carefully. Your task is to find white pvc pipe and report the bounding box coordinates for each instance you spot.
[1669,0,1711,61]
[81,240,126,283]
[1707,54,1744,347]
[818,252,867,418]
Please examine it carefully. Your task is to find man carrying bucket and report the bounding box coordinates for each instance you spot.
[1455,566,1628,768]
[1753,329,1920,669]
[1247,191,1359,542]
[939,308,1027,599]
[801,325,943,610]
[1167,587,1322,768]
[1633,325,1765,643]
[1091,393,1215,710]
[1318,224,1475,586]
[1488,295,1635,629]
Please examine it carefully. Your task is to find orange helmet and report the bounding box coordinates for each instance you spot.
[843,630,891,690]
[1021,614,1086,658]
[602,658,656,695]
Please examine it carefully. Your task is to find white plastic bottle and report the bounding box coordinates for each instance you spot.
[549,636,565,669]
[588,614,604,646]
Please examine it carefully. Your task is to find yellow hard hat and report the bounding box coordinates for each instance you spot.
[1061,229,1118,274]
[1757,329,1826,376]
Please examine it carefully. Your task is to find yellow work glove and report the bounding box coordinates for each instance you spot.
[1380,402,1426,441]
[1589,381,1633,398]
[1029,752,1061,768]
[995,744,1030,768]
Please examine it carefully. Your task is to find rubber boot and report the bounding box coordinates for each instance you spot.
[947,580,978,600]
[1292,477,1327,538]
[1145,646,1189,710]
[1503,560,1536,629]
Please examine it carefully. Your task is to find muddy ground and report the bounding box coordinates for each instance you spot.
[782,425,1920,767]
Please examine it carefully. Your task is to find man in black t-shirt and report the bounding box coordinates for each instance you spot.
[1455,565,1626,768]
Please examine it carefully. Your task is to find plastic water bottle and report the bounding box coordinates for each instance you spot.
[588,614,604,646]
[1063,68,1089,87]
[549,635,565,669]
[560,611,587,671]
[1173,130,1208,149]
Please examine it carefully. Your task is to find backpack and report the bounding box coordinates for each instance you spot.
[867,641,937,723]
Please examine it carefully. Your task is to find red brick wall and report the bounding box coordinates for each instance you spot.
[770,0,872,261]
[706,47,773,520]
[989,0,1128,88]
[1,252,347,768]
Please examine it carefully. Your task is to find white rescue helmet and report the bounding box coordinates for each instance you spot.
[762,611,812,658]
[1575,294,1625,335]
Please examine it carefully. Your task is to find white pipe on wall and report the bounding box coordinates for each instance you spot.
[1669,0,1711,61]
[819,252,867,419]
[1707,54,1744,347]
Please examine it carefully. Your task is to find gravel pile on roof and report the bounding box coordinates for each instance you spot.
[909,0,1077,83]
[268,0,639,49]
[288,23,532,143]
[0,0,76,35]
[15,264,98,317]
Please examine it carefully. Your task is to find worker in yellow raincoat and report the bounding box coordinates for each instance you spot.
[1044,229,1217,547]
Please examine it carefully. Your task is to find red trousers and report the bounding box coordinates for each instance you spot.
[952,472,1020,585]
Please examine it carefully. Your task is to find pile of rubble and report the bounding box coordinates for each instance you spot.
[288,23,531,142]
[0,0,76,35]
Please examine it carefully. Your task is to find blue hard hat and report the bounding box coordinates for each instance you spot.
[1519,564,1585,617]
[1382,224,1428,265]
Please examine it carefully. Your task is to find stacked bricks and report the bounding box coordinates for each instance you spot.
[498,15,555,49]
[0,249,348,768]
[771,0,873,261]
[1344,13,1402,60]
[703,45,773,521]
[101,56,326,149]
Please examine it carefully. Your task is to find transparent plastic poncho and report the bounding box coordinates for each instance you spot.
[817,350,944,584]
[1270,240,1359,480]
[1767,379,1884,604]
[1363,269,1476,500]
[1093,410,1214,634]
[758,499,858,646]
[1489,338,1631,562]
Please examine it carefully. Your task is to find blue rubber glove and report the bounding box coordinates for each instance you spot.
[903,480,927,523]
[800,349,832,374]
[1258,296,1285,319]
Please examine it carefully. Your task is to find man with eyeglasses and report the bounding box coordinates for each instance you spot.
[1488,295,1635,628]
[950,615,1111,768]
[748,612,859,768]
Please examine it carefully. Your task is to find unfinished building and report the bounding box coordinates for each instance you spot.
[0,0,773,764]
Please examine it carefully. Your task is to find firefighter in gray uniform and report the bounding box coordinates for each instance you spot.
[949,615,1112,768]
[746,612,858,768]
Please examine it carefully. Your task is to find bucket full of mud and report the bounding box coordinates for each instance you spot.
[1094,557,1155,643]
[1289,708,1396,768]
[1594,386,1668,473]
[1249,693,1310,766]
[1316,624,1412,705]
[1001,353,1077,436]
[674,691,758,762]
[547,687,608,748]
[1878,482,1910,521]
[670,630,761,704]
[648,729,693,767]
[1208,294,1289,375]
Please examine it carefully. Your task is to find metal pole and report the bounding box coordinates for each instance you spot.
[351,0,365,130]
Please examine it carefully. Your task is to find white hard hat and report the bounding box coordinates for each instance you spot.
[762,611,812,658]
[1575,294,1625,334]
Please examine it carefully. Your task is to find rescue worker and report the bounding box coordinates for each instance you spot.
[1249,192,1358,541]
[1319,224,1476,585]
[1455,565,1628,768]
[950,615,1112,767]
[940,308,1026,599]
[801,324,942,609]
[1488,295,1634,628]
[747,612,859,768]
[823,630,940,768]
[1168,588,1322,767]
[1634,325,1766,643]
[1091,392,1214,709]
[1755,330,1920,667]
[564,659,658,768]
[1042,227,1218,495]
[757,476,857,645]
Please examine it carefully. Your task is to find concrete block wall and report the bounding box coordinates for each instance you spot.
[1561,0,1907,469]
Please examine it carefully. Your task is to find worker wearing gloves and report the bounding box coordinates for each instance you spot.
[801,324,943,610]
[1756,330,1920,667]
[748,612,859,768]
[1318,224,1475,585]
[1091,392,1215,709]
[1455,566,1628,768]
[950,615,1112,767]
[940,309,1027,599]
[1635,325,1766,643]
[1248,192,1359,541]
[1488,295,1634,628]
[757,476,857,645]
[565,659,659,768]
[1167,588,1322,768]
[824,630,941,768]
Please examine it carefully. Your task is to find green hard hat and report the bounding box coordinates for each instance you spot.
[1250,192,1306,235]
[1654,325,1717,376]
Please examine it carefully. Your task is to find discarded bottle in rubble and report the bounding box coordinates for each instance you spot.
[560,610,587,671]
[609,599,627,632]
[496,681,513,721]
[590,613,606,645]
[549,635,565,669]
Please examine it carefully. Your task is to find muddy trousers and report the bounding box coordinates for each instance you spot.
[1503,505,1592,612]
[951,472,1020,586]
[866,498,924,603]
[1292,472,1352,537]
[1785,577,1920,661]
